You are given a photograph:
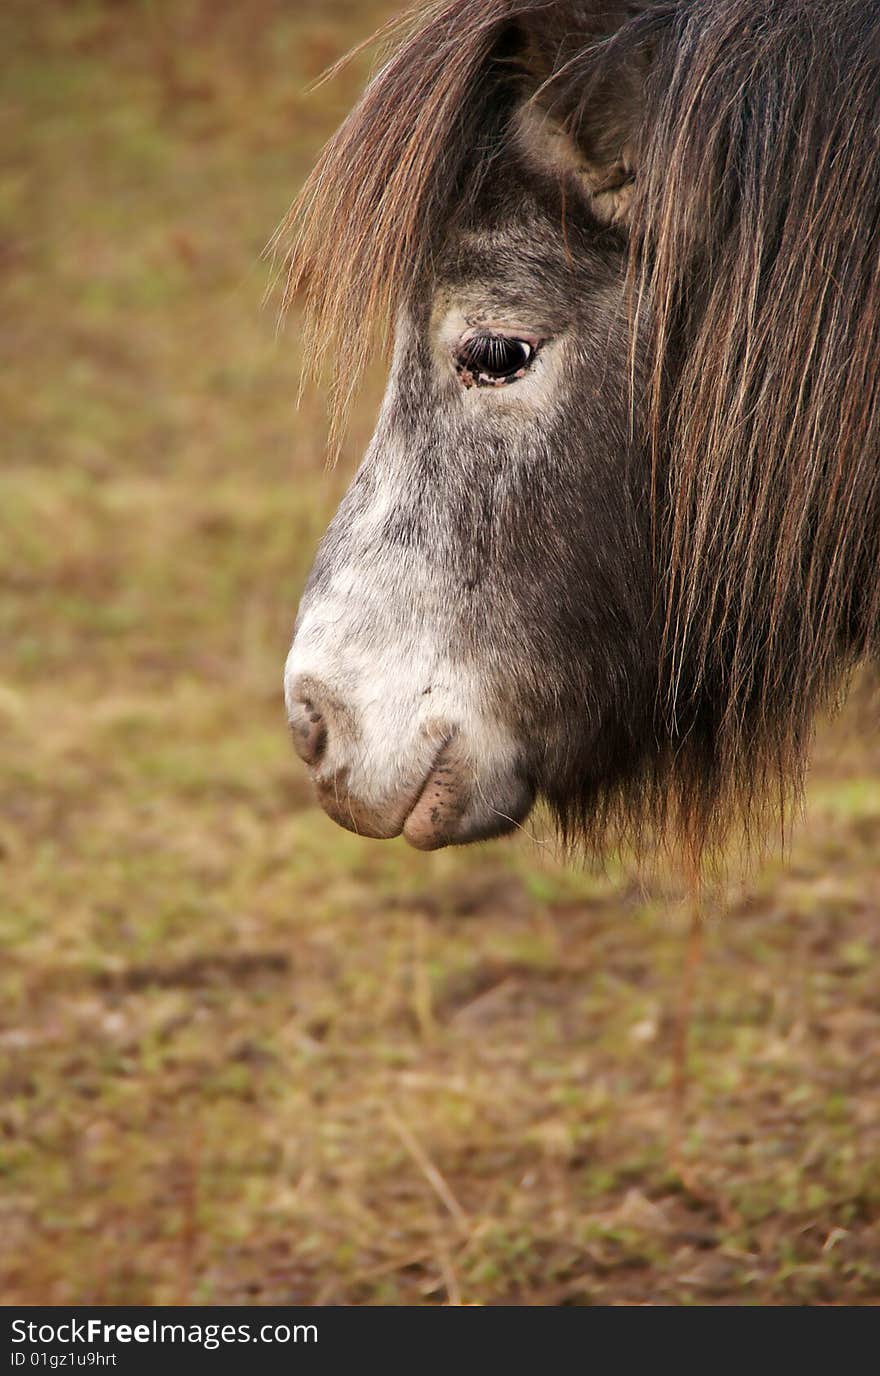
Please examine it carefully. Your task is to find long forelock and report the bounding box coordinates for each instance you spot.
[279,0,538,434]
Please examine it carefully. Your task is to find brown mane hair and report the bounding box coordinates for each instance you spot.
[283,0,880,861]
[630,0,880,848]
[281,0,524,428]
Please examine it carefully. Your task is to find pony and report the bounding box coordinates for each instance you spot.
[281,0,880,863]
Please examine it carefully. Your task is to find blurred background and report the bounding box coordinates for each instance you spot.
[2,0,879,1305]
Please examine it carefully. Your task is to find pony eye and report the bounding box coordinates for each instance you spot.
[456,333,535,386]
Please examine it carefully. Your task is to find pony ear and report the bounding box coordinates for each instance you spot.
[513,101,640,226]
[511,6,650,226]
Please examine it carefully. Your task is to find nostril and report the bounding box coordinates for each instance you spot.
[288,697,327,767]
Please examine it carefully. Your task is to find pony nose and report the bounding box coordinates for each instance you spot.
[287,677,329,767]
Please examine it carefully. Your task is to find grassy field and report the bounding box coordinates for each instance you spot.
[2,0,879,1306]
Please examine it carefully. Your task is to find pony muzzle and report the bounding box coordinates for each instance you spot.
[286,673,534,849]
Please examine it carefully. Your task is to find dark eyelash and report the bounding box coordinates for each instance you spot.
[456,334,535,386]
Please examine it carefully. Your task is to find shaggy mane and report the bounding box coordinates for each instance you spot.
[630,0,880,856]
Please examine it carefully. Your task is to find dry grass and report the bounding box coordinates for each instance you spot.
[1,0,879,1306]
